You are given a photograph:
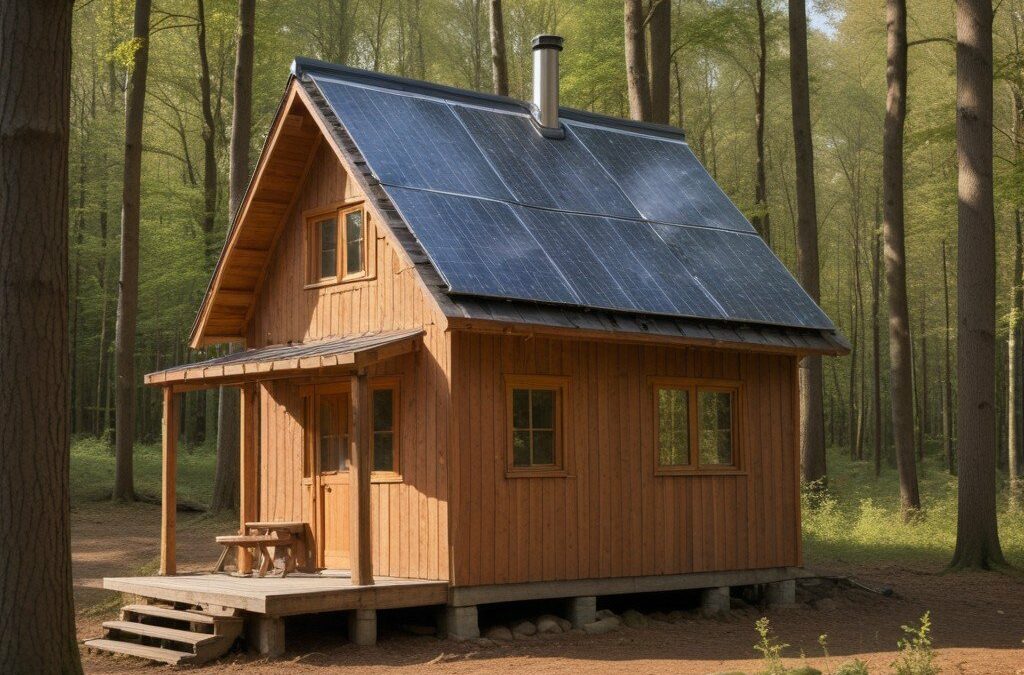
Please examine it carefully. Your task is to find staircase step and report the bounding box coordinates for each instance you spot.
[102,620,219,647]
[84,638,195,666]
[121,604,219,625]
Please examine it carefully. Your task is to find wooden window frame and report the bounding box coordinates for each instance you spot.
[649,377,743,476]
[504,374,569,478]
[300,378,402,484]
[369,376,402,482]
[303,200,372,289]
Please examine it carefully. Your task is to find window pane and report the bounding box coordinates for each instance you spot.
[373,432,393,472]
[319,218,337,279]
[318,395,349,471]
[345,210,364,275]
[531,389,555,429]
[512,389,530,429]
[532,430,555,465]
[512,430,531,466]
[698,391,733,465]
[372,388,393,432]
[658,387,690,466]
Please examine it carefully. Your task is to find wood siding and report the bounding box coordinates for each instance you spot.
[247,142,450,581]
[449,332,801,587]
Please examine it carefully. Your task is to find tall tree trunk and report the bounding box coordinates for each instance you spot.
[625,0,652,121]
[197,0,219,264]
[788,0,826,484]
[0,1,81,671]
[71,116,87,435]
[950,0,1006,569]
[1010,207,1023,510]
[648,0,671,124]
[211,0,255,514]
[942,238,955,474]
[488,0,509,96]
[752,0,771,245]
[113,0,153,502]
[872,200,883,477]
[848,216,862,460]
[882,0,921,517]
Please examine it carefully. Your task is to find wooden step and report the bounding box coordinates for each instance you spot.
[84,638,195,666]
[102,620,220,647]
[121,603,218,625]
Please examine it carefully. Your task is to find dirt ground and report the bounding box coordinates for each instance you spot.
[74,501,1024,674]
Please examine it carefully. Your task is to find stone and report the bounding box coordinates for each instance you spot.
[566,596,597,628]
[536,615,563,634]
[666,610,685,623]
[556,617,572,632]
[596,609,618,620]
[647,611,670,623]
[511,620,537,637]
[348,609,377,646]
[701,586,731,617]
[247,615,285,657]
[813,597,838,611]
[483,625,514,641]
[765,579,797,607]
[621,609,649,628]
[472,638,497,648]
[445,605,480,640]
[582,618,620,635]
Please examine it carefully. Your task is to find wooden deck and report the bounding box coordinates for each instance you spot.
[104,572,449,616]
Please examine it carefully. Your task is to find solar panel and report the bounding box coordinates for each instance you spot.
[313,77,512,201]
[455,106,640,219]
[568,122,754,233]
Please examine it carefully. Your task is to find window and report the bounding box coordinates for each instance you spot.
[318,393,350,472]
[506,376,567,474]
[371,384,399,474]
[653,380,739,473]
[306,202,369,285]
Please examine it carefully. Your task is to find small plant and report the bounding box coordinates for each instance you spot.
[834,659,869,675]
[754,617,790,675]
[891,611,939,675]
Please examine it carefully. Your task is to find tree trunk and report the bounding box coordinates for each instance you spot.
[942,238,955,474]
[113,0,153,502]
[752,0,771,245]
[648,0,671,124]
[211,0,256,513]
[0,1,81,671]
[197,0,219,264]
[625,0,652,122]
[788,0,826,485]
[872,199,883,477]
[488,0,509,96]
[882,0,921,517]
[1011,207,1023,511]
[950,0,1006,569]
[848,215,862,460]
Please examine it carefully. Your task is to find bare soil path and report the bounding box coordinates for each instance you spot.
[74,502,1024,674]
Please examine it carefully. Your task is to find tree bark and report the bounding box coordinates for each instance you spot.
[0,1,82,671]
[752,0,771,245]
[1011,207,1023,510]
[113,0,152,502]
[211,0,255,513]
[488,0,509,96]
[788,0,825,484]
[950,0,1006,569]
[625,0,652,121]
[648,0,671,124]
[882,0,921,516]
[197,0,219,264]
[872,198,883,477]
[942,238,955,475]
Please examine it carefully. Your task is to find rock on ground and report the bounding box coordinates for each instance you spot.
[483,625,514,641]
[622,609,649,628]
[582,618,621,635]
[511,620,537,637]
[536,615,563,634]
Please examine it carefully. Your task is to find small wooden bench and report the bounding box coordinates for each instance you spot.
[214,534,292,577]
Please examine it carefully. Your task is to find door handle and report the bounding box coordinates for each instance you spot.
[324,486,332,493]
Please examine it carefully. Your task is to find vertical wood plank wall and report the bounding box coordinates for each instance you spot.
[449,332,801,588]
[246,143,450,581]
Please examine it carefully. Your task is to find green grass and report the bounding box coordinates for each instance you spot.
[803,443,1024,567]
[71,436,217,507]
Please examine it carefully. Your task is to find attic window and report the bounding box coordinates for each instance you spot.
[305,202,370,287]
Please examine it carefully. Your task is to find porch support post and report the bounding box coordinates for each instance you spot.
[350,369,374,586]
[160,387,178,575]
[238,383,258,574]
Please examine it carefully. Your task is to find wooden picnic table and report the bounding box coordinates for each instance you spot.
[213,521,308,577]
[246,521,308,575]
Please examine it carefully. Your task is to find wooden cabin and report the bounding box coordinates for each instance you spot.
[94,36,847,664]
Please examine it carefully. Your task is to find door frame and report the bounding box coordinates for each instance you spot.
[301,380,352,569]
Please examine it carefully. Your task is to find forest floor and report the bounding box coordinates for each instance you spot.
[72,441,1024,674]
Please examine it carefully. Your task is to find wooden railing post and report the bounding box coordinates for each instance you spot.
[350,370,374,586]
[238,383,258,574]
[160,388,178,575]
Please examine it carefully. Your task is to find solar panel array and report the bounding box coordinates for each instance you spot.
[310,71,834,331]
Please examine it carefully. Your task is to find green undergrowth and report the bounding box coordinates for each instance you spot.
[70,435,218,507]
[803,443,1024,567]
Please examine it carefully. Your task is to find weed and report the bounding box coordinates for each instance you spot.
[754,617,790,675]
[891,611,939,675]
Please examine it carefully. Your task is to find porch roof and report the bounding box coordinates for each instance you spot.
[144,329,424,389]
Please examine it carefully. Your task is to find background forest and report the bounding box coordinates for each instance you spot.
[65,0,1023,532]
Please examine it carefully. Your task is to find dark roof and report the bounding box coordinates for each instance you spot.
[290,59,846,354]
[146,329,424,386]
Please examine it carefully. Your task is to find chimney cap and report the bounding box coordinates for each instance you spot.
[532,34,564,51]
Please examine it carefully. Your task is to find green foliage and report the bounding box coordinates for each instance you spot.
[891,612,939,675]
[754,617,790,675]
[834,660,869,675]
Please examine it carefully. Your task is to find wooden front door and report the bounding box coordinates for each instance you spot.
[313,388,351,569]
